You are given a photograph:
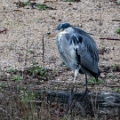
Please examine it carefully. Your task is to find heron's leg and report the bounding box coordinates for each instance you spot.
[73,69,79,82]
[85,74,88,91]
[66,69,79,114]
[80,74,88,101]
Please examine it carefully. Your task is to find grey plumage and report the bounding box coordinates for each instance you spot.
[51,22,100,91]
[56,23,99,81]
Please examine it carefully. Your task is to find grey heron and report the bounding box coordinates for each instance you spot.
[49,22,100,92]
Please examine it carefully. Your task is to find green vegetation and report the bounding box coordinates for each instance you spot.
[33,4,47,10]
[7,67,15,73]
[108,73,114,79]
[112,88,120,93]
[61,62,66,67]
[24,1,31,6]
[112,64,119,69]
[0,83,5,88]
[40,80,44,83]
[116,29,120,34]
[28,49,34,54]
[116,0,120,4]
[88,77,103,85]
[11,75,23,81]
[30,64,46,76]
[116,89,120,93]
[15,1,52,10]
[20,90,37,102]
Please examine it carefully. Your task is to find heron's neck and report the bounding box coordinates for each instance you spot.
[58,30,67,37]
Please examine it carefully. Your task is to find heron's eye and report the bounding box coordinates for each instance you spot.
[60,28,64,31]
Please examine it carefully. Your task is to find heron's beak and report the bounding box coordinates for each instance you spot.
[48,30,59,39]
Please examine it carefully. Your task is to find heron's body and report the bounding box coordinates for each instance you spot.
[48,23,100,111]
[56,25,99,82]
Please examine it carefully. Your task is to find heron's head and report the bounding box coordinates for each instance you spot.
[48,22,71,38]
[57,22,71,31]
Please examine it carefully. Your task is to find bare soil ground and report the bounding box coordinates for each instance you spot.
[0,0,120,120]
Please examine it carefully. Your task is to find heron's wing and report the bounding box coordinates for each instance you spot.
[69,33,99,74]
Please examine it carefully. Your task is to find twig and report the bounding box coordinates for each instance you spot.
[42,35,45,65]
[88,32,94,35]
[24,39,29,66]
[0,28,8,34]
[105,84,120,87]
[112,19,120,22]
[100,38,120,41]
[28,100,42,103]
[14,117,22,120]
[0,106,11,120]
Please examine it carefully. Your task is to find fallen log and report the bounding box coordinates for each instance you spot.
[46,90,120,119]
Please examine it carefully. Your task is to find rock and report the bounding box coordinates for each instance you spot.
[100,73,105,78]
[98,47,106,55]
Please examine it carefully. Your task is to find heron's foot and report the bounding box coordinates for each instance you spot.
[84,87,90,95]
[80,88,90,101]
[65,85,75,114]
